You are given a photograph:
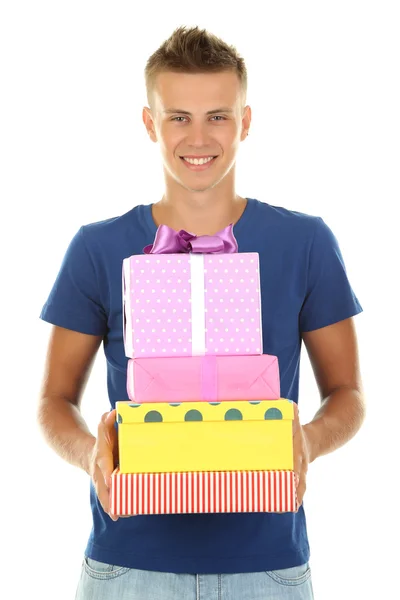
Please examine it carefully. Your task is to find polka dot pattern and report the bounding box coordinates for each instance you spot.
[125,253,262,358]
[184,410,203,421]
[264,408,283,420]
[224,408,243,421]
[119,399,293,423]
[204,255,261,355]
[144,410,163,423]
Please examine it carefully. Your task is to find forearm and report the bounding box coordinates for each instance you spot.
[37,395,96,475]
[303,386,366,463]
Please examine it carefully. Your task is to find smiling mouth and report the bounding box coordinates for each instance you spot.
[180,156,218,170]
[180,156,218,161]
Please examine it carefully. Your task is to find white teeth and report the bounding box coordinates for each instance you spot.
[183,156,214,165]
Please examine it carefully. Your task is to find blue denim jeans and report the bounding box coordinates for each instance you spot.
[75,556,314,599]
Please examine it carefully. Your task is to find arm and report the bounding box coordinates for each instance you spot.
[293,317,366,506]
[37,325,102,473]
[302,316,366,463]
[37,325,118,518]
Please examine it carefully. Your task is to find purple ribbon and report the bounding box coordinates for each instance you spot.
[143,223,238,254]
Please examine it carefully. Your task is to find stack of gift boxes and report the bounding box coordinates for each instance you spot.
[110,225,298,516]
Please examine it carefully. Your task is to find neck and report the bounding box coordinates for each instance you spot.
[152,188,247,237]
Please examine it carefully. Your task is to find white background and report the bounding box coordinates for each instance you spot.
[1,1,399,598]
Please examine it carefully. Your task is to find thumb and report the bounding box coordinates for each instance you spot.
[97,451,114,490]
[97,410,117,489]
[97,452,114,489]
[102,409,116,429]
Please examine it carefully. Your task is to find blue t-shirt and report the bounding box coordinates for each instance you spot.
[40,198,362,574]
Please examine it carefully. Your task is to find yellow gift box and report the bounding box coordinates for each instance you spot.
[116,400,294,474]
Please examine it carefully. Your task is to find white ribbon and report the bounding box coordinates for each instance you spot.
[189,254,206,355]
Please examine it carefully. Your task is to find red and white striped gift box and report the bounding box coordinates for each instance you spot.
[110,469,298,516]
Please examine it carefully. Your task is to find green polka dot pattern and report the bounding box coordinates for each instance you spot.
[117,399,294,423]
[184,410,203,421]
[265,408,283,420]
[144,410,163,422]
[224,409,243,420]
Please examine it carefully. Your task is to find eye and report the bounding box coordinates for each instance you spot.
[170,115,227,122]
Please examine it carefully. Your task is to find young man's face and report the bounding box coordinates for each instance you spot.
[143,71,251,193]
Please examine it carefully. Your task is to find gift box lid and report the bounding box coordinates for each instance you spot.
[116,399,294,424]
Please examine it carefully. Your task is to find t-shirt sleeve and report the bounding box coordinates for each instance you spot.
[299,217,363,332]
[40,226,108,336]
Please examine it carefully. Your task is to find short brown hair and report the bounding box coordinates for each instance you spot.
[144,26,247,108]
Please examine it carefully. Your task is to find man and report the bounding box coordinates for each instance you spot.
[38,25,365,599]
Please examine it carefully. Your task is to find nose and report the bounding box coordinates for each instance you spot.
[185,121,210,148]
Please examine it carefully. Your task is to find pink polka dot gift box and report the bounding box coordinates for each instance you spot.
[122,224,263,359]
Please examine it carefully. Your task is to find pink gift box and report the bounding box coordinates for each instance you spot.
[122,252,262,359]
[110,469,298,516]
[127,354,280,403]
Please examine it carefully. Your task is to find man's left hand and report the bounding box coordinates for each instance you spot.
[293,403,313,509]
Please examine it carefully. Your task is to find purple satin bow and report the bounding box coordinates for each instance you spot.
[143,223,238,254]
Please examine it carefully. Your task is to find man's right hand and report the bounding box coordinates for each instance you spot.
[88,409,119,521]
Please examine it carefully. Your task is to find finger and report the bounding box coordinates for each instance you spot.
[294,472,300,511]
[293,463,302,502]
[292,430,303,482]
[296,467,307,507]
[292,402,300,434]
[96,433,115,489]
[93,465,119,521]
[105,410,119,459]
[97,448,115,490]
[102,411,119,463]
[293,443,304,504]
[108,502,120,521]
[103,409,117,428]
[100,410,117,437]
[97,412,117,488]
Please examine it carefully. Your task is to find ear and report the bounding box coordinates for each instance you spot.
[240,104,252,141]
[142,106,157,142]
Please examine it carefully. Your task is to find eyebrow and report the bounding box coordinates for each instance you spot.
[163,107,234,115]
